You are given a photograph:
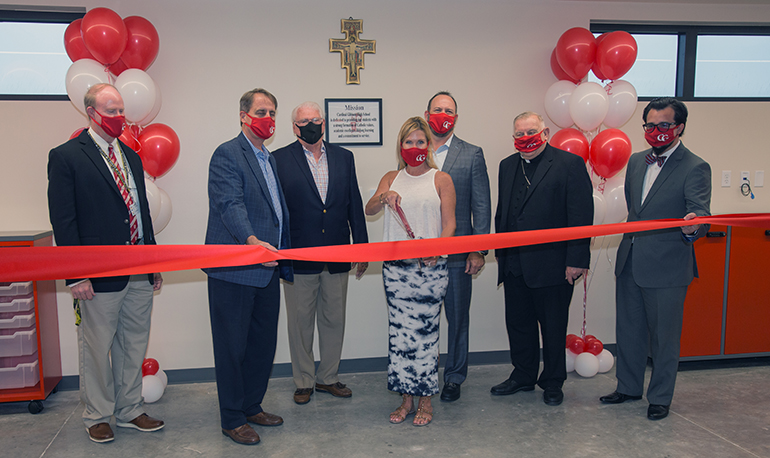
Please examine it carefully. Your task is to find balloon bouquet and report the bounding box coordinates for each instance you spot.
[544,28,639,378]
[545,27,639,226]
[63,8,178,234]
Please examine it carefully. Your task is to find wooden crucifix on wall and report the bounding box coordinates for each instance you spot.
[329,17,376,85]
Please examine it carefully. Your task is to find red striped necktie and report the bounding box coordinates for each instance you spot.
[108,145,139,245]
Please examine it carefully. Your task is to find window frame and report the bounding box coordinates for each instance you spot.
[0,5,86,101]
[591,21,770,102]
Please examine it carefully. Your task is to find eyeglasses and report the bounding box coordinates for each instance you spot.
[643,122,678,133]
[295,117,323,126]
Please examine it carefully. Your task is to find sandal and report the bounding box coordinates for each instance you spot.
[413,396,433,426]
[389,394,415,424]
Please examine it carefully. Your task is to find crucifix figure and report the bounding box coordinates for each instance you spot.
[329,18,376,85]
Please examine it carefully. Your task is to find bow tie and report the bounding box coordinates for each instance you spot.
[645,152,666,167]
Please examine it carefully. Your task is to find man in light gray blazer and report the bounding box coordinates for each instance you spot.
[424,91,491,402]
[600,98,711,421]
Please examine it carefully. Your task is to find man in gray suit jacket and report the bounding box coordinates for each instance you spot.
[600,98,711,421]
[424,91,491,402]
[204,88,293,445]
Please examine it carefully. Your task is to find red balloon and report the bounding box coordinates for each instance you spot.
[568,337,585,354]
[69,127,86,140]
[595,31,638,81]
[63,19,95,62]
[119,124,142,152]
[120,16,160,71]
[550,128,589,163]
[566,334,579,347]
[142,358,159,376]
[109,58,129,77]
[138,123,180,178]
[589,128,632,179]
[584,334,598,343]
[550,48,579,83]
[590,33,609,81]
[81,7,128,65]
[555,27,597,81]
[586,339,604,356]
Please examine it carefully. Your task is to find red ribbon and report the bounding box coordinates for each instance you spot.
[1,213,768,282]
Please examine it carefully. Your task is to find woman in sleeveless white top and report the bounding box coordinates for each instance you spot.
[365,117,456,426]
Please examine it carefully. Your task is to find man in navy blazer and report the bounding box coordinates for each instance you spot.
[424,92,491,402]
[600,98,711,421]
[48,84,164,443]
[273,101,369,405]
[493,112,593,406]
[204,88,292,446]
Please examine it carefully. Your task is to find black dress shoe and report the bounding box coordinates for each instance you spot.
[440,382,461,402]
[647,404,670,420]
[490,378,535,396]
[599,391,643,404]
[543,387,564,406]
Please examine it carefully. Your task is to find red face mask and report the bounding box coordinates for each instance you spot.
[514,131,545,153]
[428,112,456,135]
[400,147,428,167]
[245,114,275,140]
[89,109,125,138]
[644,125,679,148]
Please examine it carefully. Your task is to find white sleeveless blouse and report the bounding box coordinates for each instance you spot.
[383,168,442,242]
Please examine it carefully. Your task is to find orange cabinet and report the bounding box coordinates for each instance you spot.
[0,231,62,413]
[681,225,770,360]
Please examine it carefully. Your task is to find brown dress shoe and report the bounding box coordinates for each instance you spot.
[86,423,114,443]
[246,411,284,426]
[294,388,313,404]
[222,424,260,445]
[315,382,352,398]
[117,413,165,432]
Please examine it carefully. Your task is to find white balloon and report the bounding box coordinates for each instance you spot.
[138,80,162,126]
[144,178,161,222]
[604,181,628,224]
[569,82,609,132]
[566,348,577,373]
[592,187,607,225]
[603,80,638,128]
[154,186,173,234]
[597,349,615,373]
[544,80,577,128]
[65,59,111,115]
[574,352,600,377]
[157,368,168,388]
[115,69,157,123]
[141,375,165,403]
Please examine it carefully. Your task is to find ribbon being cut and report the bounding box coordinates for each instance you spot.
[1,213,768,283]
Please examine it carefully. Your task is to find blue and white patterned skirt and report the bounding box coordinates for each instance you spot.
[383,258,448,396]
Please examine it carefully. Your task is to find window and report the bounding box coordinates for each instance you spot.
[591,21,770,101]
[0,6,85,100]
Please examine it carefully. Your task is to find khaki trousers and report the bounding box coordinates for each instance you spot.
[283,269,349,388]
[78,275,153,427]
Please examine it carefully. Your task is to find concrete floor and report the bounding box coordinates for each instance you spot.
[1,363,768,458]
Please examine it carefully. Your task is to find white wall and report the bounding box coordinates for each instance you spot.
[2,0,769,376]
